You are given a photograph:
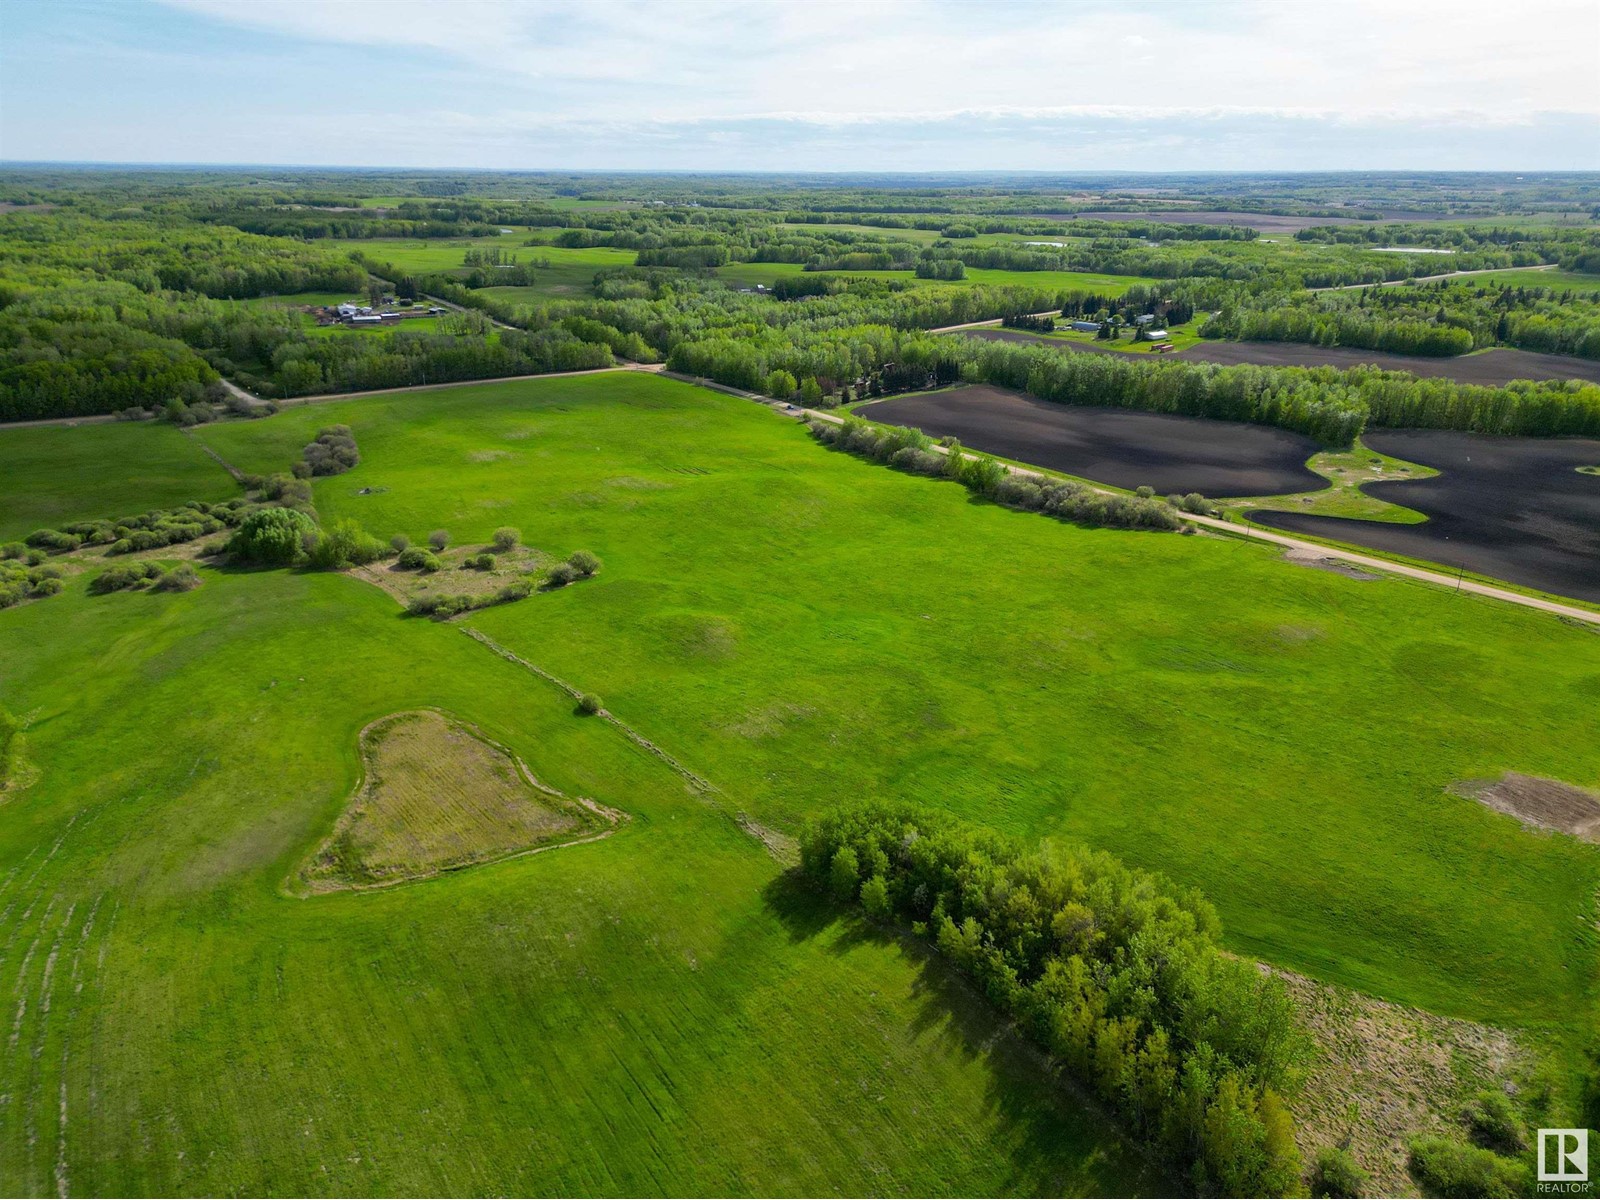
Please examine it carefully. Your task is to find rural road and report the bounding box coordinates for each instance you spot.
[774,395,1600,629]
[1309,263,1559,293]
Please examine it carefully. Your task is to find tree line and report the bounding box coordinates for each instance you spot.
[800,802,1303,1196]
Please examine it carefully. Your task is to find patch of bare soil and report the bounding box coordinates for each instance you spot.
[1274,966,1533,1198]
[295,709,619,894]
[1450,772,1600,841]
[1282,548,1382,580]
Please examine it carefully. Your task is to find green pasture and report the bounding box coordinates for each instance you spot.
[0,567,1150,1196]
[188,373,1600,1037]
[0,420,237,542]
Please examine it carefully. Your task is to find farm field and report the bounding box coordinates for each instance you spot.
[1252,429,1600,604]
[0,565,1154,1197]
[855,385,1326,497]
[177,372,1600,1042]
[0,421,235,541]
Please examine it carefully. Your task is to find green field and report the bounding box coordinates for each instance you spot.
[334,235,639,300]
[714,260,1157,295]
[0,421,235,542]
[6,370,1600,1194]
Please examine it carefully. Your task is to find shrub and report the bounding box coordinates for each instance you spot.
[466,553,496,571]
[494,580,533,603]
[1464,1090,1525,1154]
[1136,484,1155,498]
[390,533,410,553]
[227,508,315,565]
[576,693,603,715]
[545,562,580,587]
[151,564,202,592]
[307,518,386,570]
[397,547,442,572]
[1407,1137,1527,1198]
[1182,492,1212,515]
[301,426,360,477]
[27,576,64,598]
[1311,1146,1367,1198]
[428,529,450,551]
[88,562,164,594]
[567,550,601,577]
[765,368,799,399]
[0,543,24,560]
[491,526,520,552]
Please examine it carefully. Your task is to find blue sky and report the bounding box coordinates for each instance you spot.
[2,0,1597,171]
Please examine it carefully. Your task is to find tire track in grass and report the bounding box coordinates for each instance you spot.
[24,902,74,1188]
[9,896,58,1051]
[52,893,102,1199]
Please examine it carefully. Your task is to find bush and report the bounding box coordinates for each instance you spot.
[1464,1090,1525,1154]
[390,533,410,553]
[545,562,580,587]
[397,547,443,572]
[88,562,164,594]
[491,526,520,552]
[494,580,533,603]
[567,550,600,577]
[151,563,202,592]
[428,529,450,551]
[227,508,315,565]
[1311,1146,1367,1198]
[576,693,603,715]
[1136,484,1155,498]
[301,426,360,476]
[765,368,799,399]
[1408,1137,1527,1198]
[467,553,496,571]
[0,542,24,560]
[307,518,385,570]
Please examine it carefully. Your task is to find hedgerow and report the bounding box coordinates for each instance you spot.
[810,418,1182,532]
[800,802,1303,1196]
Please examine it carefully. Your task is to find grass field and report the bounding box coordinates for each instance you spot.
[1226,439,1437,524]
[334,235,638,300]
[189,374,1600,1031]
[0,566,1154,1196]
[713,260,1158,295]
[0,421,237,542]
[7,371,1600,1194]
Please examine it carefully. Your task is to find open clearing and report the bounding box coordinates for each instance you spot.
[297,709,607,892]
[1252,429,1600,604]
[857,384,1325,496]
[960,327,1600,386]
[6,370,1600,1195]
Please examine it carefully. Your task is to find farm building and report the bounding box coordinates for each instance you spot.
[1068,320,1100,332]
[1145,328,1169,339]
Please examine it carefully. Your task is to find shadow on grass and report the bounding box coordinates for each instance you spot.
[760,869,1172,1197]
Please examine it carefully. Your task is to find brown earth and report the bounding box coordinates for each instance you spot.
[1275,966,1533,1198]
[1450,772,1600,841]
[297,709,613,893]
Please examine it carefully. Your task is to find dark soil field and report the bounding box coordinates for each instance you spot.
[959,328,1600,386]
[856,385,1324,497]
[1252,430,1600,603]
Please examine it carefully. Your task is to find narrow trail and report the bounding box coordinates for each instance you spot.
[179,427,244,482]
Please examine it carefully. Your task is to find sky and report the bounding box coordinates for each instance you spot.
[1,0,1598,171]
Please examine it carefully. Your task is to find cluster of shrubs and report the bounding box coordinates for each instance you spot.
[1403,1090,1533,1198]
[226,507,316,565]
[240,472,314,511]
[397,546,444,572]
[0,560,64,608]
[800,802,1303,1197]
[88,561,201,595]
[1,542,47,566]
[407,580,532,618]
[810,419,1182,532]
[19,500,251,559]
[296,425,360,478]
[545,550,601,588]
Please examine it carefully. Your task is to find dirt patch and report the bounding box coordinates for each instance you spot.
[1281,548,1382,580]
[857,385,1323,498]
[295,709,618,893]
[1276,965,1533,1198]
[1450,772,1600,841]
[467,449,513,463]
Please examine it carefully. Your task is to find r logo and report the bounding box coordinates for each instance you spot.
[1540,1129,1589,1184]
